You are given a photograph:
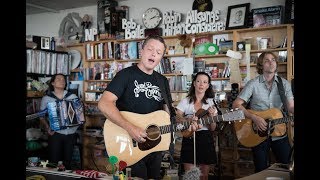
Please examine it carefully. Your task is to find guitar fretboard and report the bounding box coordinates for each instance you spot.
[271,116,294,125]
[159,115,223,134]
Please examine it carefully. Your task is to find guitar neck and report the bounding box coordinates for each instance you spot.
[272,116,294,125]
[159,115,223,134]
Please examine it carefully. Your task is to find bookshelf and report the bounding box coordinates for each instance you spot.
[66,23,294,174]
[26,48,71,163]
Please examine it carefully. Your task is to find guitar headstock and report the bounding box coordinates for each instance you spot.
[222,108,245,122]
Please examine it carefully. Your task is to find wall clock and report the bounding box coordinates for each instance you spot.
[142,8,162,29]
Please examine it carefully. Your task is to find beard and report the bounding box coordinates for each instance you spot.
[264,66,277,74]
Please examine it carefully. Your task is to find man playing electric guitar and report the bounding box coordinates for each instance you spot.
[232,52,294,173]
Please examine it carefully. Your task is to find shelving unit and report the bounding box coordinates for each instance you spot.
[26,48,72,165]
[65,23,294,175]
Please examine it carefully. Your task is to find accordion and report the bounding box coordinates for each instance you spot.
[47,98,85,131]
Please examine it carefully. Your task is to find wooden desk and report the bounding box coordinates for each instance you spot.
[26,167,137,180]
[235,164,291,180]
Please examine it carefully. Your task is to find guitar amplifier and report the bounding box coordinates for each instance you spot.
[47,98,85,131]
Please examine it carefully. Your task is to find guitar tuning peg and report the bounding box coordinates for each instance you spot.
[228,121,231,124]
[230,109,234,112]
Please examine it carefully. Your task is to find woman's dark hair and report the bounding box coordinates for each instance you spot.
[48,73,67,91]
[187,71,215,104]
[142,35,167,55]
[256,52,278,74]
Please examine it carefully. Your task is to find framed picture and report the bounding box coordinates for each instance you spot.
[236,41,246,51]
[219,40,233,54]
[40,36,50,50]
[226,3,250,30]
[252,5,283,27]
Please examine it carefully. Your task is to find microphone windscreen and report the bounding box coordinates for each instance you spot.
[182,166,201,180]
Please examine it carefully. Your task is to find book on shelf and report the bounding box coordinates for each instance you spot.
[85,92,96,101]
[174,40,185,54]
[26,49,69,75]
[161,57,172,74]
[114,43,121,60]
[170,57,184,74]
[137,41,143,59]
[194,35,211,47]
[194,60,206,73]
[167,46,175,55]
[107,42,114,58]
[212,34,229,46]
[278,51,287,62]
[168,76,188,91]
[120,43,130,60]
[182,58,194,75]
[128,41,138,59]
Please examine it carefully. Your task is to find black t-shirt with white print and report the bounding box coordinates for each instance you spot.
[106,65,166,114]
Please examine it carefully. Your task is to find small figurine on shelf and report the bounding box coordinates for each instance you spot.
[50,37,55,51]
[81,14,93,42]
[40,160,49,168]
[57,161,66,171]
[81,14,92,29]
[76,32,80,40]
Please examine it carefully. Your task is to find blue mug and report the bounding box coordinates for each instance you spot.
[28,157,39,167]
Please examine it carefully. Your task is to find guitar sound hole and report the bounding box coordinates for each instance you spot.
[146,124,160,140]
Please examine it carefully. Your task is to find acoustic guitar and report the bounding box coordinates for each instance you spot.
[233,108,294,147]
[103,109,244,166]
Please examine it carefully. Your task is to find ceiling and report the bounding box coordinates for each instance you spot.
[26,0,99,15]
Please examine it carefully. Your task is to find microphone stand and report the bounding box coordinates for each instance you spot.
[213,99,223,180]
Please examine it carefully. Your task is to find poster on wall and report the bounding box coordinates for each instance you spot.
[97,0,118,35]
[252,5,284,27]
[284,0,294,23]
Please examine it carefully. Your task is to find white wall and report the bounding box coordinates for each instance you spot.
[26,0,285,37]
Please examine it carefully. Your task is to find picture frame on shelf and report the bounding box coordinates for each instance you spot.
[256,37,272,50]
[40,37,50,50]
[226,3,250,30]
[167,46,175,55]
[237,41,246,51]
[219,40,233,54]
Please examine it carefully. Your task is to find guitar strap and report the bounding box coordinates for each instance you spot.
[154,72,176,168]
[276,76,289,116]
[212,98,222,115]
[46,90,73,101]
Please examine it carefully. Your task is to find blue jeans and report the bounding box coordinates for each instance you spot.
[252,136,291,172]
